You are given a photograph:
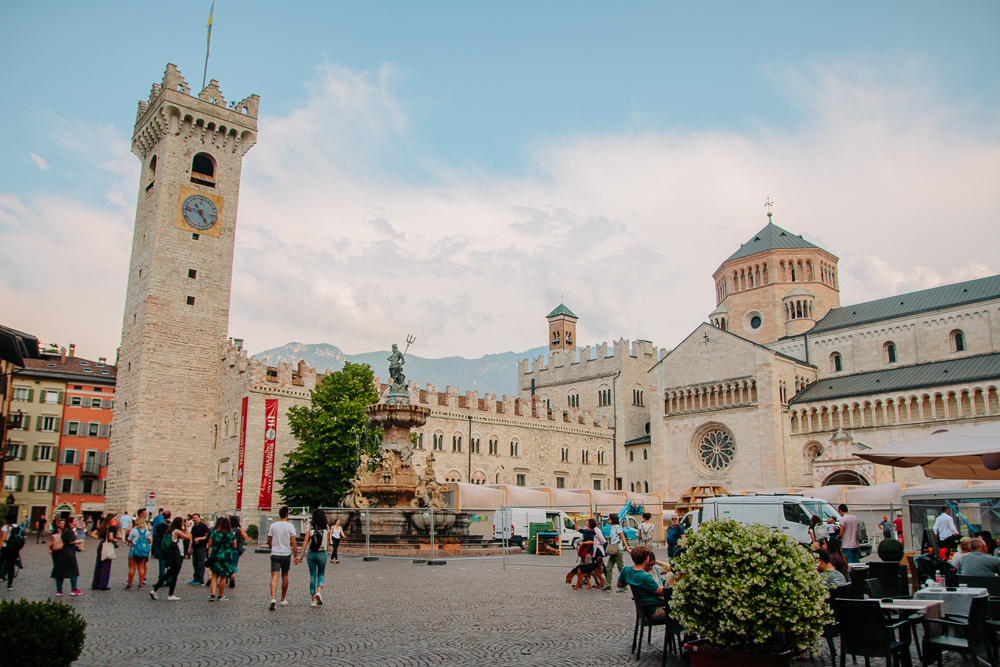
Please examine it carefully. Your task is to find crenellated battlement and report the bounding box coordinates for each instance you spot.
[517,338,660,378]
[132,64,259,161]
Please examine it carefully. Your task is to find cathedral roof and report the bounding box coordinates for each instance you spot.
[725,222,821,262]
[809,274,1000,336]
[546,304,578,319]
[789,352,1000,405]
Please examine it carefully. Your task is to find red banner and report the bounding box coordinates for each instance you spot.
[235,396,248,510]
[258,398,278,509]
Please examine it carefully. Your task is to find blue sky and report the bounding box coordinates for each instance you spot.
[2,2,999,360]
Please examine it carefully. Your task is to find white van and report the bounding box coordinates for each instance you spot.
[493,508,582,548]
[682,495,840,546]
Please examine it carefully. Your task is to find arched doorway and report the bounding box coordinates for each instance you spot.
[823,470,870,486]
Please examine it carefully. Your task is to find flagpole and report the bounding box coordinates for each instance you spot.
[202,0,215,90]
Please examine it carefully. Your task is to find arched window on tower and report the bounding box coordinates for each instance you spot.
[146,155,157,191]
[552,330,560,345]
[830,352,843,372]
[884,342,897,364]
[191,152,216,187]
[951,330,966,353]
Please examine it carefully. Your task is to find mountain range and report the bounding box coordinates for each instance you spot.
[253,342,550,397]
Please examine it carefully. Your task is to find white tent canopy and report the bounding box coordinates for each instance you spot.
[855,421,1000,480]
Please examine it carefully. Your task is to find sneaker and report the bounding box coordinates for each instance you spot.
[55,591,63,597]
[279,600,288,606]
[217,595,229,601]
[70,590,83,596]
[149,590,158,600]
[310,600,318,607]
[269,598,277,611]
[208,596,216,602]
[316,593,323,606]
[600,586,611,591]
[167,595,181,601]
[187,581,200,586]
[124,585,133,591]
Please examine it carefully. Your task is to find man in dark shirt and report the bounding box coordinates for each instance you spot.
[188,514,210,586]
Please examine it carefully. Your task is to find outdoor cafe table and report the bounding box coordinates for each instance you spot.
[914,586,989,618]
[879,598,943,641]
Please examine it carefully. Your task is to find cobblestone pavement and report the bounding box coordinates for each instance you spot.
[1,539,978,666]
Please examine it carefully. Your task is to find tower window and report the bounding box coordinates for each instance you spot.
[951,330,966,352]
[186,296,195,305]
[884,342,897,364]
[830,352,842,372]
[188,269,197,279]
[191,153,216,187]
[146,155,157,191]
[192,233,200,240]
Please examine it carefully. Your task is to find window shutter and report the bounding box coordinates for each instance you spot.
[19,446,27,460]
[32,445,39,461]
[100,452,109,467]
[53,417,60,433]
[49,475,57,490]
[57,390,64,405]
[73,479,82,495]
[35,415,43,431]
[28,475,36,492]
[15,475,23,492]
[102,399,112,409]
[27,388,34,402]
[39,390,46,403]
[96,480,106,495]
[62,421,70,436]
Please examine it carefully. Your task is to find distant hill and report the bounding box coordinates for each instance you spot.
[253,342,549,397]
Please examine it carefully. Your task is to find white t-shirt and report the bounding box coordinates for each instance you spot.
[267,520,297,557]
[331,525,343,539]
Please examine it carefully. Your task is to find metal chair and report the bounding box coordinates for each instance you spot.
[868,560,907,598]
[823,583,854,665]
[922,595,990,667]
[628,585,671,666]
[835,599,913,667]
[956,575,1000,596]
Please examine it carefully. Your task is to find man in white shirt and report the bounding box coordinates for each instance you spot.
[266,506,298,610]
[934,506,960,551]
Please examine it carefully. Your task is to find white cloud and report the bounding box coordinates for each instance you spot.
[29,153,49,170]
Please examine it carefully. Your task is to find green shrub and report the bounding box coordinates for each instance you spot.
[246,524,259,540]
[0,598,86,666]
[672,519,832,654]
[877,537,904,562]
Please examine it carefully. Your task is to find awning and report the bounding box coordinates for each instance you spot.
[854,422,1000,480]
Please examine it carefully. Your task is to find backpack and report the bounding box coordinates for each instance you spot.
[133,528,151,558]
[308,529,325,553]
[6,526,25,552]
[48,531,63,554]
[160,527,174,555]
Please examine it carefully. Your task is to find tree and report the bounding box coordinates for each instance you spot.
[279,362,382,508]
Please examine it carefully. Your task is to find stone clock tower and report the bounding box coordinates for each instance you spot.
[107,64,258,514]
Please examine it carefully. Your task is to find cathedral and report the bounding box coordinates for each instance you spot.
[107,65,1000,514]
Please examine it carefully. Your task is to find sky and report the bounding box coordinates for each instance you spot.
[1,2,998,361]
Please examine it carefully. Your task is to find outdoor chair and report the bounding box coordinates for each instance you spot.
[835,599,913,667]
[823,583,855,665]
[866,579,921,662]
[865,578,912,601]
[922,595,990,667]
[956,575,1000,597]
[849,567,869,600]
[628,585,680,666]
[868,560,908,598]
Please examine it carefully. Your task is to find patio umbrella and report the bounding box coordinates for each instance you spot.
[855,422,1000,480]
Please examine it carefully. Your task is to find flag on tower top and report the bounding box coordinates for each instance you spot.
[206,0,215,50]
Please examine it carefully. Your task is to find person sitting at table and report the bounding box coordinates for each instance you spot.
[977,530,998,556]
[827,539,849,577]
[616,545,666,622]
[816,548,847,588]
[956,538,1000,576]
[950,536,972,568]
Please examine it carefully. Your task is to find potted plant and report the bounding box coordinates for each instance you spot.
[0,598,87,667]
[672,519,832,667]
[440,537,461,551]
[877,537,904,563]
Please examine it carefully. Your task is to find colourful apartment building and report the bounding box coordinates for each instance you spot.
[6,345,116,525]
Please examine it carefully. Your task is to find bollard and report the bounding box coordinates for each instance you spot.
[362,510,379,562]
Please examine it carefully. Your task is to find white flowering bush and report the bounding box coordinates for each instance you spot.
[671,519,832,654]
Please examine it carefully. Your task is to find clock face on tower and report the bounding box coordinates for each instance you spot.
[181,194,219,230]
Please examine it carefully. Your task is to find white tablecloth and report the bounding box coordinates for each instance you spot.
[914,587,988,617]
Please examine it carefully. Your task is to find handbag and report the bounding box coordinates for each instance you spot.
[102,541,117,560]
[606,542,619,556]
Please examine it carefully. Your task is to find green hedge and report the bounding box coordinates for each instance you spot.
[0,598,86,666]
[877,537,904,562]
[246,524,259,540]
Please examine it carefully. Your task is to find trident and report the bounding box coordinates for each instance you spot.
[402,334,416,360]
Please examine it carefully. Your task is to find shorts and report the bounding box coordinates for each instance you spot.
[130,554,149,563]
[270,555,292,573]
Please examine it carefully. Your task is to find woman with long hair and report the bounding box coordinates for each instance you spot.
[297,509,330,606]
[150,517,191,601]
[50,516,82,596]
[329,517,343,564]
[826,538,849,577]
[126,517,152,590]
[207,516,237,601]
[809,515,825,549]
[228,515,249,589]
[91,512,119,590]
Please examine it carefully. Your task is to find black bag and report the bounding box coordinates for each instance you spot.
[236,531,246,556]
[5,526,25,552]
[308,529,325,553]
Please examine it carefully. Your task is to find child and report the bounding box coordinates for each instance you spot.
[578,527,595,563]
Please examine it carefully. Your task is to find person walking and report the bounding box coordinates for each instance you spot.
[1,510,25,589]
[267,506,298,610]
[187,514,209,586]
[837,504,861,564]
[91,513,119,590]
[126,517,152,590]
[329,517,343,564]
[666,515,685,558]
[152,510,171,581]
[150,517,191,601]
[602,514,630,592]
[50,517,82,597]
[298,509,330,606]
[34,515,47,544]
[638,512,655,548]
[228,515,248,589]
[119,510,133,537]
[206,516,237,601]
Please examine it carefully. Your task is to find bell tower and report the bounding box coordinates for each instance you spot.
[546,304,578,352]
[107,64,258,514]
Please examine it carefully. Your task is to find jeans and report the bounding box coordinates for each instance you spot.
[191,547,207,583]
[157,556,166,580]
[231,549,242,575]
[844,547,861,564]
[307,551,326,595]
[56,576,79,593]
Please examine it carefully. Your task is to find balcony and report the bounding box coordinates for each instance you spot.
[80,459,101,478]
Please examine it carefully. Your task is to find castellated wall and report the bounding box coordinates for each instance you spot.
[211,342,614,511]
[516,339,663,490]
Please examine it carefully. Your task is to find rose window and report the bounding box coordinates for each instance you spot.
[699,429,735,472]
